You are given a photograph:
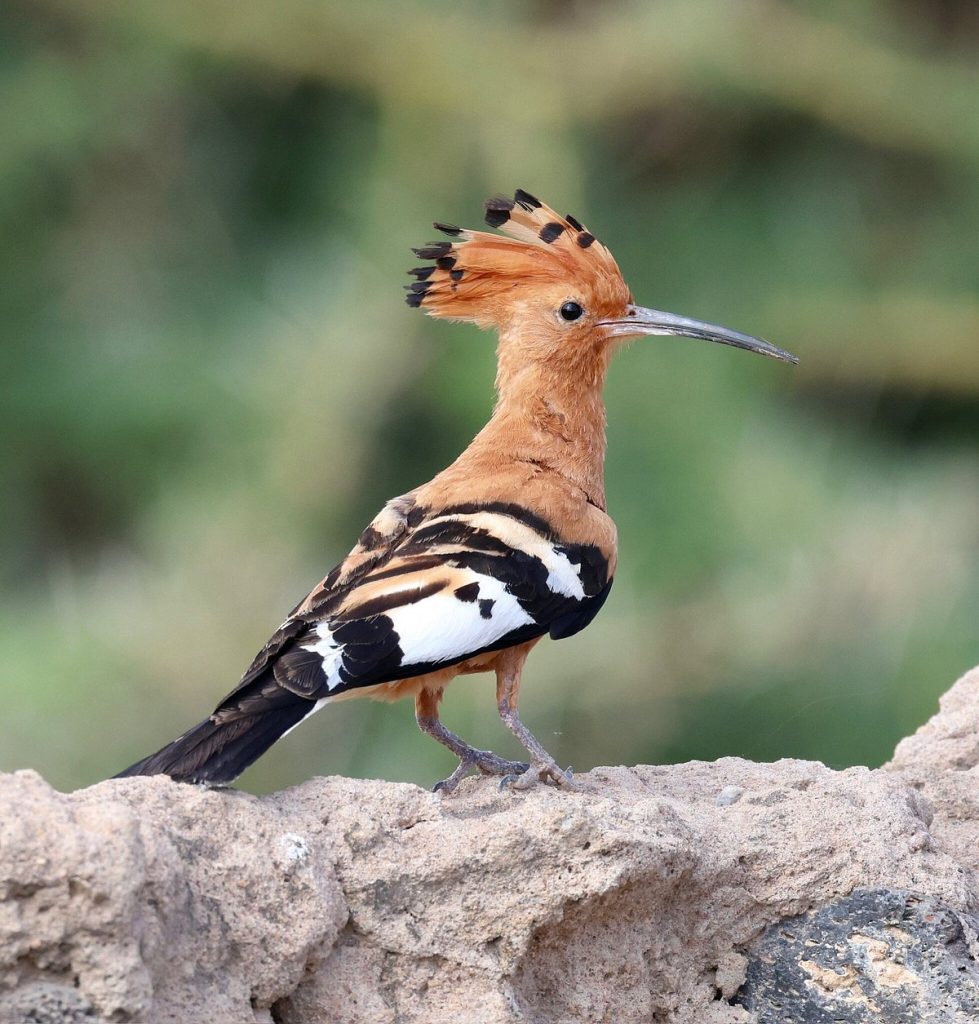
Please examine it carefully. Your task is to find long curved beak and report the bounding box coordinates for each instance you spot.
[600,305,799,364]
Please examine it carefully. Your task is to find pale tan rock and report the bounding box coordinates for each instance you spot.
[0,771,346,1023]
[0,665,977,1023]
[889,664,979,775]
[887,663,979,877]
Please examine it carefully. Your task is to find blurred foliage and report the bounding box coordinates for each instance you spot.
[1,0,977,793]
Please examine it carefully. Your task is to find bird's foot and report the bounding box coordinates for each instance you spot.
[433,750,530,796]
[500,758,580,792]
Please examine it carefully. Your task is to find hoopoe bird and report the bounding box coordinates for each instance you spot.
[116,189,797,793]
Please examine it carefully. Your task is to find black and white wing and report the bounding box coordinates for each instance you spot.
[273,504,611,699]
[115,501,611,784]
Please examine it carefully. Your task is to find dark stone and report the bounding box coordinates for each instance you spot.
[737,888,979,1023]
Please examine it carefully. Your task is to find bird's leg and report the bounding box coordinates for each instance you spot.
[495,647,579,791]
[415,689,528,795]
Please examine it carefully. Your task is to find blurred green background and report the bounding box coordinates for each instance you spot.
[2,0,977,794]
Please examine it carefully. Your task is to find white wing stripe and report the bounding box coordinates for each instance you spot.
[420,511,586,600]
[384,573,534,667]
[279,696,332,738]
[300,571,536,690]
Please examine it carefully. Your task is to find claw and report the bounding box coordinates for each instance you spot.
[433,751,531,796]
[432,758,472,795]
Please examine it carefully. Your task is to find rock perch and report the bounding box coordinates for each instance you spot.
[2,666,978,1023]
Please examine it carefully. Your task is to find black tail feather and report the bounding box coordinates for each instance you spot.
[113,700,313,786]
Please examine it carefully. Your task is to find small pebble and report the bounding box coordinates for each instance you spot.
[716,785,745,807]
[276,832,310,869]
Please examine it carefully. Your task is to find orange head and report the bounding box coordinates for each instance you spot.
[407,189,798,369]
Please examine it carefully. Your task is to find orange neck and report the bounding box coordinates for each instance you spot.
[467,342,612,510]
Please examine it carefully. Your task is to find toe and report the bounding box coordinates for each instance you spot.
[508,767,539,791]
[433,757,476,796]
[504,761,583,791]
[475,754,529,778]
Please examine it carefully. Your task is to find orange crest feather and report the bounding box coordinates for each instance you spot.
[406,189,626,327]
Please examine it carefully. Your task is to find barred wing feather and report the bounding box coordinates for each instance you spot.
[217,504,612,717]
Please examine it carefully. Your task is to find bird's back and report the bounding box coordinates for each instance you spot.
[227,454,617,708]
[115,451,616,784]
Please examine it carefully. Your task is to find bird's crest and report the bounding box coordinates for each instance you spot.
[406,189,626,326]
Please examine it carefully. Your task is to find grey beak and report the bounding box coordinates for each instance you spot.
[600,305,799,364]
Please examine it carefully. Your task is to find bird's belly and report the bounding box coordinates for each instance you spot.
[328,644,532,704]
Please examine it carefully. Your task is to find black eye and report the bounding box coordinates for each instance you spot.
[559,301,584,322]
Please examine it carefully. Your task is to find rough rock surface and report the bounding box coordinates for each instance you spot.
[1,666,977,1024]
[739,888,979,1022]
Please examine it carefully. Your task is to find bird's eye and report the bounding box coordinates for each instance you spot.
[559,301,584,322]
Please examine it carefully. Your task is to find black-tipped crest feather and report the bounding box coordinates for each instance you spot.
[406,190,624,318]
[514,188,542,209]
